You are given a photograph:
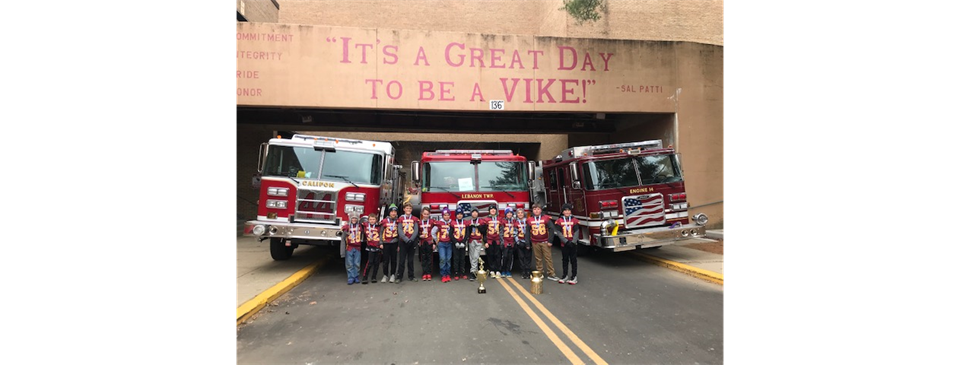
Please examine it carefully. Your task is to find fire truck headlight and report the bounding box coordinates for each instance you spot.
[693,213,709,226]
[345,204,364,215]
[252,225,266,235]
[267,188,289,197]
[346,193,366,202]
[266,199,287,209]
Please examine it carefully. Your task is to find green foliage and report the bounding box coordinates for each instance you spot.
[560,0,606,24]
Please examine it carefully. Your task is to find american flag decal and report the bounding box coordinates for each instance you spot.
[458,201,498,217]
[623,194,665,228]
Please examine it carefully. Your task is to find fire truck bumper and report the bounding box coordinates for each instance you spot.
[243,220,343,242]
[595,224,707,252]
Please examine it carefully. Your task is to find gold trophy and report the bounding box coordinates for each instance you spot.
[530,271,543,294]
[476,257,488,294]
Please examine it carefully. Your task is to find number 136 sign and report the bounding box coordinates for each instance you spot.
[489,100,504,110]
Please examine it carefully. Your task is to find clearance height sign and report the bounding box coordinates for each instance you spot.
[237,22,677,112]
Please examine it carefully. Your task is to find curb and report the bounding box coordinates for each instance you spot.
[237,256,333,325]
[630,252,723,285]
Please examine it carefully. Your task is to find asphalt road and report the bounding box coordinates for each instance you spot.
[237,246,723,365]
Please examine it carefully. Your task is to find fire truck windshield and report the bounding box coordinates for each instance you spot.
[636,154,683,185]
[263,146,383,185]
[478,162,528,192]
[424,162,475,192]
[424,161,528,192]
[583,154,683,190]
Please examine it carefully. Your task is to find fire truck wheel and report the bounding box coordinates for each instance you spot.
[270,238,294,260]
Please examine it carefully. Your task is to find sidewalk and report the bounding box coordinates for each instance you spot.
[631,229,723,285]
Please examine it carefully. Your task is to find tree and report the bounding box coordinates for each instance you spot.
[561,0,607,24]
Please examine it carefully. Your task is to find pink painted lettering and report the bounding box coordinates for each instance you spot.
[558,46,578,71]
[523,78,534,103]
[469,48,485,67]
[386,81,402,100]
[527,50,543,70]
[415,46,430,66]
[580,53,595,71]
[340,37,352,63]
[383,45,398,64]
[500,78,520,102]
[355,43,374,64]
[599,53,614,71]
[445,42,465,67]
[470,83,484,101]
[537,79,556,103]
[559,79,580,103]
[439,82,455,101]
[489,49,506,68]
[365,79,384,99]
[509,50,524,69]
[418,81,435,100]
[236,88,262,96]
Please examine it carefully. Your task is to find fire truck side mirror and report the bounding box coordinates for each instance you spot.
[527,161,536,181]
[411,161,421,183]
[257,143,267,173]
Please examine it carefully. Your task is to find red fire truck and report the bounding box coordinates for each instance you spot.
[244,134,403,260]
[410,150,530,220]
[535,140,709,252]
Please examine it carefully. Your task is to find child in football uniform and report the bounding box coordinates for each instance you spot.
[361,213,383,284]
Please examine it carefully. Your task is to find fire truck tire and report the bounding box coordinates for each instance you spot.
[270,238,294,260]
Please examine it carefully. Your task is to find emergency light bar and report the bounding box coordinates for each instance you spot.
[584,140,662,156]
[291,134,363,145]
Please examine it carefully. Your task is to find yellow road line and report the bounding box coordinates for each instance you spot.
[506,278,609,365]
[630,252,723,285]
[237,255,332,325]
[497,278,585,365]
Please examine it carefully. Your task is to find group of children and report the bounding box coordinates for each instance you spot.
[341,202,583,286]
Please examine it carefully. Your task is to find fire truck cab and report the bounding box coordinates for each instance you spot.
[244,134,402,260]
[535,140,709,252]
[411,150,531,219]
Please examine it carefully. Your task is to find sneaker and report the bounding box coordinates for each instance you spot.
[381,275,388,283]
[568,276,578,285]
[362,277,369,284]
[558,276,568,284]
[547,275,559,282]
[389,274,396,283]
